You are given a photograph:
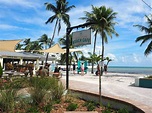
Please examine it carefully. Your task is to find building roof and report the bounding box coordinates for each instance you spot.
[0,51,56,61]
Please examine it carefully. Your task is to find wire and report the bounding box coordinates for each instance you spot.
[141,0,152,10]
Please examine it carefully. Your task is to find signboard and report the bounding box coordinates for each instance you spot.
[72,29,91,47]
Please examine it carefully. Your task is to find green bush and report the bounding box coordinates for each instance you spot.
[0,77,64,112]
[66,103,78,111]
[0,89,17,112]
[147,76,152,79]
[42,103,53,113]
[83,101,96,111]
[9,78,29,89]
[29,77,64,106]
[118,108,129,113]
[26,106,40,113]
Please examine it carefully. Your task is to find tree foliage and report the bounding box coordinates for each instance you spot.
[134,14,152,56]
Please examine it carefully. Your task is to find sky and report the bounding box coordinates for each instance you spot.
[0,0,152,67]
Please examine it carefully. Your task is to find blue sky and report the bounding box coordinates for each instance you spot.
[0,0,152,67]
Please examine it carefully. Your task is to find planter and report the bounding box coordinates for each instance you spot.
[135,76,152,88]
[139,78,152,88]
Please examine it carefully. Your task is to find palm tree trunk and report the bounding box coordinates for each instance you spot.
[73,52,78,62]
[99,31,104,104]
[50,19,59,45]
[92,34,97,74]
[45,19,59,64]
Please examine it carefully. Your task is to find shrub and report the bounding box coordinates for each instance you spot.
[9,78,29,89]
[0,77,65,112]
[118,108,129,113]
[29,77,64,106]
[83,101,96,111]
[26,106,40,113]
[42,103,53,113]
[147,76,152,79]
[66,103,78,111]
[0,89,17,112]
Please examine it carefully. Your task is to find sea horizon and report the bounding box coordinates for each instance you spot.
[86,65,152,75]
[106,66,152,75]
[56,65,152,75]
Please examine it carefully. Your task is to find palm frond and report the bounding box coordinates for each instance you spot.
[145,41,152,56]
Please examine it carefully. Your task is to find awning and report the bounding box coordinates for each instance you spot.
[0,40,21,52]
[40,43,65,53]
[64,48,82,52]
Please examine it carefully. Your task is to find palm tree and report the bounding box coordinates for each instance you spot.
[87,52,102,66]
[105,57,112,66]
[38,34,52,49]
[22,39,42,53]
[44,0,75,46]
[81,5,118,104]
[16,43,23,50]
[81,5,119,74]
[23,38,32,52]
[30,41,43,53]
[134,14,152,56]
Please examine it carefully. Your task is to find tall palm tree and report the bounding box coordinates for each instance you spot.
[44,0,75,46]
[81,5,119,74]
[134,14,152,56]
[81,5,118,103]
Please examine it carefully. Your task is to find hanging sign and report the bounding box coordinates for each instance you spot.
[72,29,91,47]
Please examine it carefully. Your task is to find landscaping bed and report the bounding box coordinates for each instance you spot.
[0,77,129,113]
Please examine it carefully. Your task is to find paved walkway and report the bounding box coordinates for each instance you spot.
[60,72,152,111]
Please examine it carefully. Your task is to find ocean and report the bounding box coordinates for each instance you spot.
[57,65,152,75]
[101,66,152,75]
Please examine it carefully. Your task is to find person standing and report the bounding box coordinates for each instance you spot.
[73,63,76,74]
[81,63,84,75]
[96,64,100,76]
[104,64,107,74]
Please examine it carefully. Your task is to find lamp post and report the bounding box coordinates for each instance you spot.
[66,22,94,90]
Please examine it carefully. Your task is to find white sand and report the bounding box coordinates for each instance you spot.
[61,71,152,108]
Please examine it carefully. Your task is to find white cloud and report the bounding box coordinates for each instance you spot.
[0,0,40,8]
[105,53,117,61]
[0,24,20,29]
[133,53,141,63]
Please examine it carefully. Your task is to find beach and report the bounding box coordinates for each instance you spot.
[60,71,152,109]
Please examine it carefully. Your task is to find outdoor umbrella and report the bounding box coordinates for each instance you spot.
[0,40,21,52]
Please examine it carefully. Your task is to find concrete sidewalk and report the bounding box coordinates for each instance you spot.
[60,72,152,112]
